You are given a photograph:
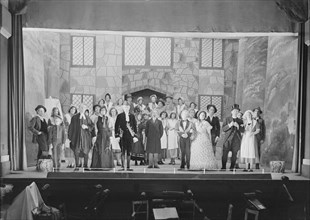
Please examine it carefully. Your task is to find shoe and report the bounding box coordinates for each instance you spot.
[74,167,79,171]
[118,168,125,171]
[249,169,253,172]
[147,165,153,169]
[158,161,164,165]
[127,168,133,171]
[154,165,160,169]
[117,162,122,166]
[169,161,173,165]
[243,169,248,172]
[220,167,226,171]
[140,161,145,165]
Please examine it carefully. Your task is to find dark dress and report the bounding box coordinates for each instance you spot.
[145,119,163,154]
[91,116,114,168]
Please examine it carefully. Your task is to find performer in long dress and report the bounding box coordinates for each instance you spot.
[109,107,122,166]
[240,110,260,172]
[176,110,195,170]
[115,102,137,171]
[252,107,265,169]
[63,105,77,167]
[221,104,244,171]
[132,113,145,165]
[28,105,49,161]
[190,111,218,170]
[145,110,163,168]
[159,111,168,164]
[88,104,101,167]
[91,106,114,168]
[206,104,221,155]
[68,103,94,170]
[167,112,178,165]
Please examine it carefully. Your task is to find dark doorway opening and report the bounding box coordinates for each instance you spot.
[131,89,166,105]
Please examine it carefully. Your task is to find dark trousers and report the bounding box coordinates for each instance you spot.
[222,135,241,169]
[37,133,48,159]
[180,137,191,169]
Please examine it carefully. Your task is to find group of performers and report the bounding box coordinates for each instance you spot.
[28,93,265,171]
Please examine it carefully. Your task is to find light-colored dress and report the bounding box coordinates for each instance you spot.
[240,120,259,164]
[160,119,168,149]
[190,120,218,170]
[167,119,178,158]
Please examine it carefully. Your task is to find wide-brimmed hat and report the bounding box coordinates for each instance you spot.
[165,96,173,100]
[190,102,197,108]
[137,97,143,102]
[207,104,217,113]
[35,105,46,113]
[150,94,157,100]
[124,93,132,101]
[253,106,263,114]
[93,104,100,111]
[231,104,240,111]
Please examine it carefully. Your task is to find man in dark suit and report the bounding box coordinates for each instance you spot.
[28,105,49,160]
[253,107,266,169]
[176,110,195,170]
[221,104,244,171]
[115,102,137,171]
[206,104,221,155]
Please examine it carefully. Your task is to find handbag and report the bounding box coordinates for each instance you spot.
[32,204,61,220]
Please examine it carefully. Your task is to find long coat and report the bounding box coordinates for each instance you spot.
[145,119,163,154]
[222,116,244,144]
[68,113,94,153]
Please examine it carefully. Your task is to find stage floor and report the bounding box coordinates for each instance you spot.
[2,159,308,181]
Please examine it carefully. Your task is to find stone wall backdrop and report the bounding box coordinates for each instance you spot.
[261,36,298,170]
[60,33,122,113]
[23,30,299,170]
[24,30,60,166]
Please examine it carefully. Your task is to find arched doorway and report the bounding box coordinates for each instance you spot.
[131,89,166,105]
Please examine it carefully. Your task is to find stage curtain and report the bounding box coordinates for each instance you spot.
[8,1,27,171]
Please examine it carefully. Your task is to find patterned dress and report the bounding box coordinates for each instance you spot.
[190,120,218,170]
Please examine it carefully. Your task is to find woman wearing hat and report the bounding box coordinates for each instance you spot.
[148,94,158,112]
[28,105,49,161]
[135,97,146,113]
[206,104,221,155]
